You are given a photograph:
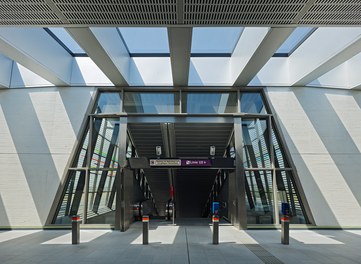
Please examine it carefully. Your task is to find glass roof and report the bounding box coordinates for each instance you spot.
[46,28,86,56]
[191,27,243,55]
[118,27,169,54]
[274,27,316,56]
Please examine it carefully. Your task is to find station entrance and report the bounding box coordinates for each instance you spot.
[118,120,242,231]
[49,89,312,230]
[127,122,235,222]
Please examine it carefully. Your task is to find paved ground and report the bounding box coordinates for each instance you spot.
[1,220,361,264]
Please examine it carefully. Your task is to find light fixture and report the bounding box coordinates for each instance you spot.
[156,146,162,157]
[210,145,216,157]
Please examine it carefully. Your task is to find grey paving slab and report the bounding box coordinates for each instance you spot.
[1,222,361,263]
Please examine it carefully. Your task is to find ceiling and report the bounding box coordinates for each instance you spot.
[1,0,361,26]
[1,1,361,90]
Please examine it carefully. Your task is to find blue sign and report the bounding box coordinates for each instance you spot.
[212,202,220,216]
[281,202,290,216]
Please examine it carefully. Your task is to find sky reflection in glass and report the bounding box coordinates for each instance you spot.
[124,92,178,113]
[47,28,85,54]
[183,92,237,113]
[118,27,169,54]
[275,27,315,56]
[191,27,243,54]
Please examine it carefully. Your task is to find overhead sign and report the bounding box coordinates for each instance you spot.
[181,159,212,167]
[149,159,181,167]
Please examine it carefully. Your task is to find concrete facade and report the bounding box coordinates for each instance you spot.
[267,87,361,227]
[0,87,94,227]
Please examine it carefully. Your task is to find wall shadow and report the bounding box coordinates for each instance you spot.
[188,60,203,85]
[293,88,361,206]
[58,87,94,135]
[266,88,340,226]
[1,89,62,226]
[275,117,339,226]
[0,195,10,228]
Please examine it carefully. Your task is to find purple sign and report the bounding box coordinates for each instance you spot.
[181,159,212,167]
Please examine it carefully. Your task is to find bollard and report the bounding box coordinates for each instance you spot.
[142,215,149,245]
[71,215,81,245]
[212,215,219,245]
[281,215,289,245]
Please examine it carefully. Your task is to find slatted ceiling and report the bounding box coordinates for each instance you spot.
[0,0,62,25]
[1,0,361,25]
[183,0,308,24]
[127,123,163,157]
[299,1,361,25]
[52,0,177,25]
[175,123,233,157]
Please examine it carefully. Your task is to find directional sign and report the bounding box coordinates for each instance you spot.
[181,159,212,167]
[149,159,181,167]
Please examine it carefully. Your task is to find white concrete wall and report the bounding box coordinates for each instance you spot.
[0,87,94,227]
[266,87,361,227]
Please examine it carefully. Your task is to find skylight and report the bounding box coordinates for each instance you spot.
[117,27,169,55]
[191,27,243,56]
[45,28,86,56]
[274,27,316,57]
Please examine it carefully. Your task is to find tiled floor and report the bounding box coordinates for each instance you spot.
[1,221,361,263]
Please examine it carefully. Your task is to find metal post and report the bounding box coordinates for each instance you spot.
[281,216,289,245]
[212,215,219,245]
[142,215,149,245]
[281,202,290,245]
[71,215,81,244]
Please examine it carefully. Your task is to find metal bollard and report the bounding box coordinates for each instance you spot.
[212,215,219,245]
[71,215,81,245]
[281,215,289,245]
[142,215,149,245]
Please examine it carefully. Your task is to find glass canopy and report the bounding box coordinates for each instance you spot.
[45,28,86,56]
[191,27,243,56]
[274,27,316,57]
[118,27,169,55]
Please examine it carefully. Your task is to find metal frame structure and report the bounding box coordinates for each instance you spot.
[48,86,314,229]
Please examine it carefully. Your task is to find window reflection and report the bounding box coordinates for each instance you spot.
[240,93,267,114]
[183,92,237,113]
[242,119,271,169]
[124,92,179,113]
[245,170,274,224]
[96,92,121,114]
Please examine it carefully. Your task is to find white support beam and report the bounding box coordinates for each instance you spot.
[168,27,192,86]
[0,28,72,86]
[233,28,294,86]
[293,36,361,86]
[66,27,129,86]
[289,27,361,87]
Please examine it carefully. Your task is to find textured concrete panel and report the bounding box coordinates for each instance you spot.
[267,87,361,227]
[0,87,94,227]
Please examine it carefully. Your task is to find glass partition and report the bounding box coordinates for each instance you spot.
[124,92,179,113]
[242,118,271,169]
[240,92,268,114]
[245,170,274,224]
[96,92,121,114]
[90,118,119,169]
[182,92,237,113]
